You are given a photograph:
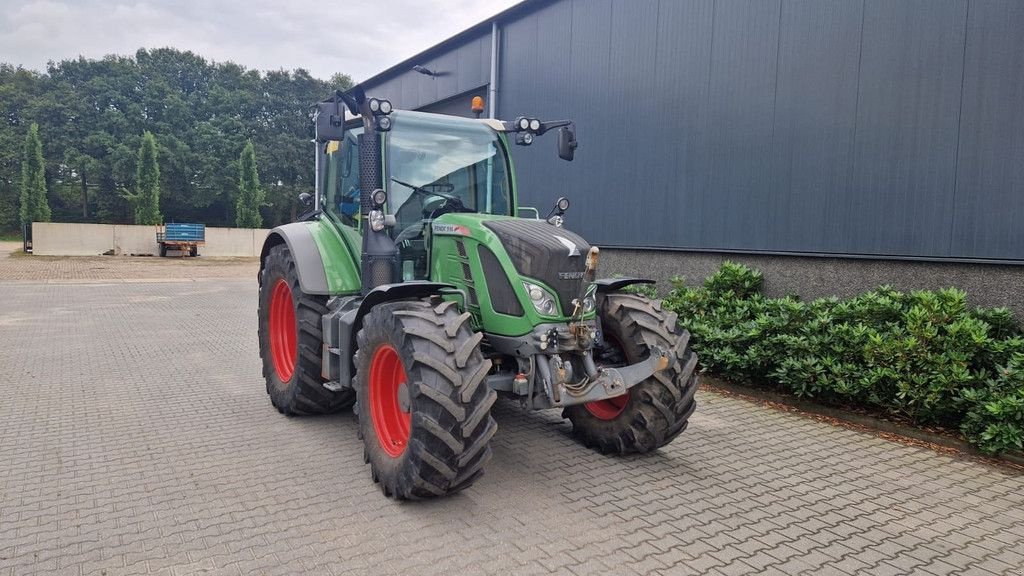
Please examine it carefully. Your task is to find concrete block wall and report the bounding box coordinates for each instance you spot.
[602,249,1024,320]
[32,222,269,257]
[32,223,117,256]
[202,228,270,257]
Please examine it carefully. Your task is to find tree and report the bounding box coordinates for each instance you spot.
[127,131,162,225]
[19,122,51,225]
[0,49,335,228]
[235,140,263,228]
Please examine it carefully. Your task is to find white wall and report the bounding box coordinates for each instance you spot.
[32,222,270,257]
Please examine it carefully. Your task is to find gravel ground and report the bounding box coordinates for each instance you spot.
[0,242,257,282]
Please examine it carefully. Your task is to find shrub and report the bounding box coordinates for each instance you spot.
[664,262,1024,454]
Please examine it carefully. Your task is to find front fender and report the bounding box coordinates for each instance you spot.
[593,277,656,294]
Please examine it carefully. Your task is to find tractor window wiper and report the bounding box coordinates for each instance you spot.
[390,178,472,212]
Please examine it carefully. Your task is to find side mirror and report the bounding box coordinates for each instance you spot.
[558,126,577,161]
[315,100,346,142]
[299,192,314,207]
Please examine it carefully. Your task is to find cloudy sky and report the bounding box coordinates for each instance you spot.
[0,0,522,81]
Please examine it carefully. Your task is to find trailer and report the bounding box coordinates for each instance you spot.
[157,223,204,257]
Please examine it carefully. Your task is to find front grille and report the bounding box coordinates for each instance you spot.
[483,219,590,316]
[478,245,524,317]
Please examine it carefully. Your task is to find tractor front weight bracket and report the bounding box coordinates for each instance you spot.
[540,344,671,408]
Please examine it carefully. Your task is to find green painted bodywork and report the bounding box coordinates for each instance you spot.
[311,114,592,336]
[305,219,361,295]
[430,213,595,336]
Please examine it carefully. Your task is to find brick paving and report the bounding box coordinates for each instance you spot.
[1,255,1023,575]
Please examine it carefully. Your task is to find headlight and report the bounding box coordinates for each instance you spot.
[529,118,541,131]
[582,296,595,313]
[517,117,530,131]
[523,281,558,316]
[379,99,392,114]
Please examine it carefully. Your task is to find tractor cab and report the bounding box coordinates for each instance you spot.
[320,111,514,281]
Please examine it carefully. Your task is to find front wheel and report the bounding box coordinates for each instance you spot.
[563,293,699,454]
[354,299,497,499]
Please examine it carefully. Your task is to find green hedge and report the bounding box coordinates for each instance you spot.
[660,262,1024,455]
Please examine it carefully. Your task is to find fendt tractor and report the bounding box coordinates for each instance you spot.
[256,87,698,499]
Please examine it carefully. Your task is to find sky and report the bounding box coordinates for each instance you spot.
[0,0,522,81]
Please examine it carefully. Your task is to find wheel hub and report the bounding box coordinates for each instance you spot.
[583,331,631,420]
[369,344,411,457]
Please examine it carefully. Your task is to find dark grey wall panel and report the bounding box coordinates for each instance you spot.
[364,33,489,111]
[768,0,863,253]
[651,0,715,250]
[951,0,1024,260]
[702,0,781,250]
[849,0,967,256]
[503,0,716,248]
[361,0,1024,262]
[419,87,488,117]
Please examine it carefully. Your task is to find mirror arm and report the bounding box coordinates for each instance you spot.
[536,120,572,136]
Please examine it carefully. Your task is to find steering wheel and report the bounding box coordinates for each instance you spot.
[391,178,472,214]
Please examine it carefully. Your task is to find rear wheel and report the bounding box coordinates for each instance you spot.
[258,243,354,415]
[563,293,699,454]
[354,299,497,499]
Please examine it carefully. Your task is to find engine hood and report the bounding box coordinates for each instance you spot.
[482,218,591,316]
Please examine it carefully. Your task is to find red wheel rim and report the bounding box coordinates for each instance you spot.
[268,279,297,382]
[584,331,631,420]
[585,393,630,420]
[369,344,411,457]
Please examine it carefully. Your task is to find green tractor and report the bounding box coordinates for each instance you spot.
[257,87,698,499]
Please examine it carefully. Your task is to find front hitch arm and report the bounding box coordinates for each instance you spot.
[548,345,672,408]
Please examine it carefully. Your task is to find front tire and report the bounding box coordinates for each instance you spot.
[354,299,497,499]
[563,293,699,454]
[258,243,354,415]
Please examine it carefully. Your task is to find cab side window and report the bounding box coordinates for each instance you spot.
[325,132,361,228]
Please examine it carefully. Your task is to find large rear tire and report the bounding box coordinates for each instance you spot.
[354,299,497,499]
[563,293,698,454]
[258,243,355,415]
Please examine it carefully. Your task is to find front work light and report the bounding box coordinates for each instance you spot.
[369,209,386,231]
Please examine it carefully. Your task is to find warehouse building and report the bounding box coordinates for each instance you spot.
[359,0,1024,312]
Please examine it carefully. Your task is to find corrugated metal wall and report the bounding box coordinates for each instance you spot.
[364,0,1024,262]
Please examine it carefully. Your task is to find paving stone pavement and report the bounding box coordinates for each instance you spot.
[1,275,1024,575]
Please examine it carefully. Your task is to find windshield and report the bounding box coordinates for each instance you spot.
[387,111,512,221]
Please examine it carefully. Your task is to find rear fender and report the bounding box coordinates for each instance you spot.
[259,223,331,294]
